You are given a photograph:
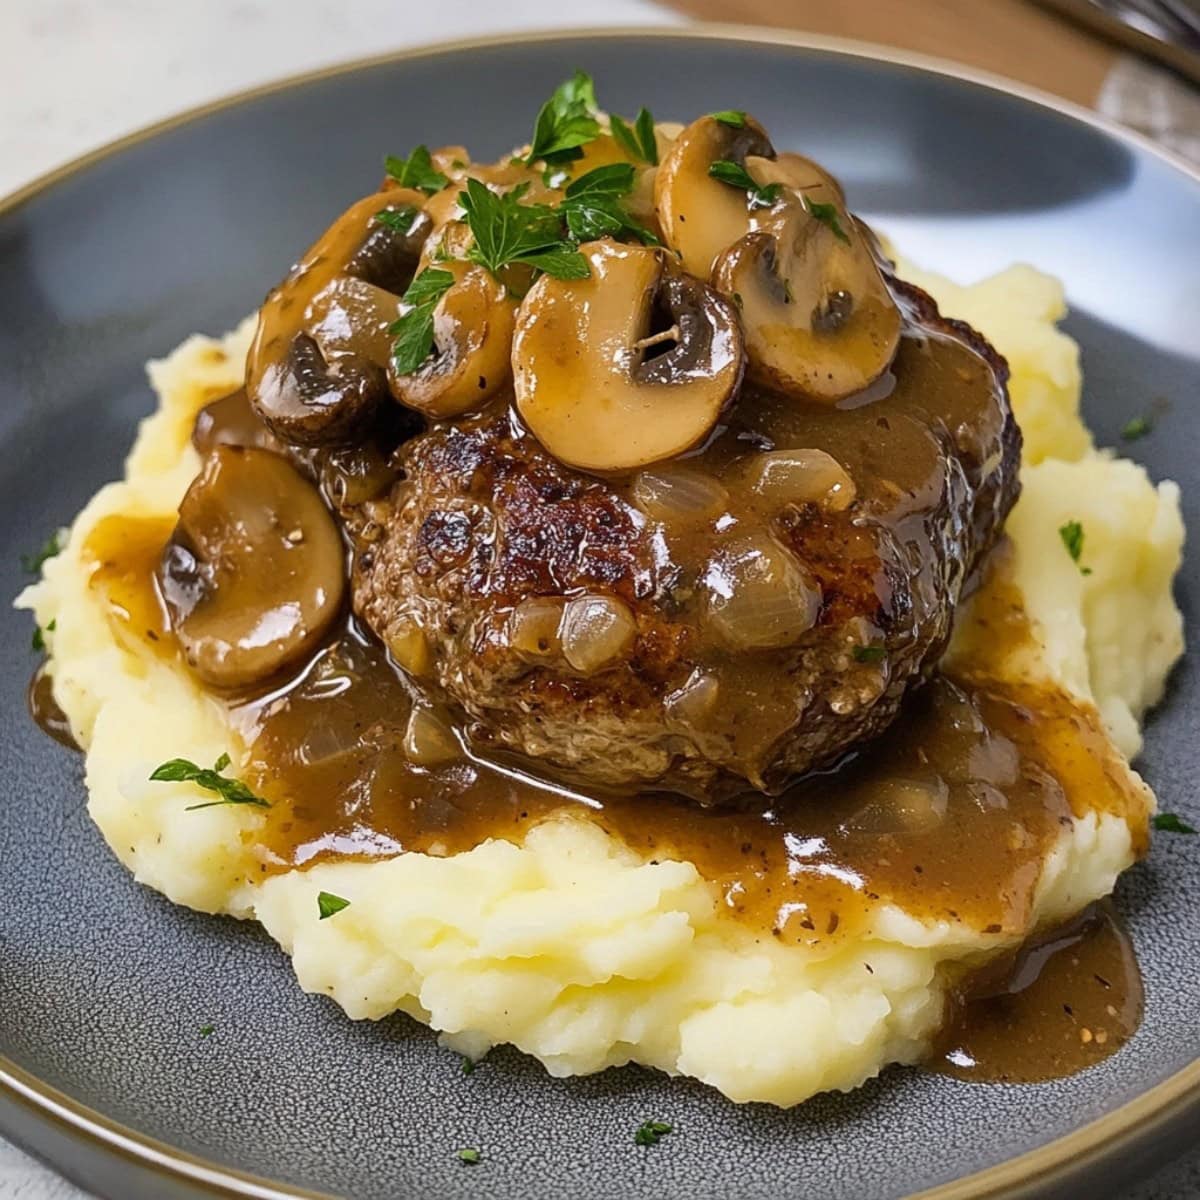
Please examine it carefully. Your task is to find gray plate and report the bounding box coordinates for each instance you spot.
[0,28,1197,1200]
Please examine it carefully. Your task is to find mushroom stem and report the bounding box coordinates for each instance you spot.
[634,325,681,353]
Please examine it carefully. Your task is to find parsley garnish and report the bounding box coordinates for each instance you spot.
[21,529,65,574]
[149,753,270,811]
[712,109,747,127]
[317,891,351,919]
[525,70,601,167]
[805,197,851,244]
[388,267,456,376]
[634,1120,673,1146]
[373,205,423,234]
[1121,414,1153,441]
[559,164,658,245]
[459,179,588,280]
[708,160,781,209]
[457,1148,482,1165]
[1154,813,1197,834]
[31,617,55,653]
[384,145,448,196]
[610,107,658,165]
[199,1024,215,1038]
[1058,521,1092,575]
[461,1055,475,1075]
[853,644,885,664]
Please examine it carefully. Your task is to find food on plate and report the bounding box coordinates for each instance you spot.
[19,74,1186,1109]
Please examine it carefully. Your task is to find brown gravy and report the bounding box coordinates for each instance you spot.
[30,407,1150,1090]
[931,901,1143,1082]
[28,666,78,750]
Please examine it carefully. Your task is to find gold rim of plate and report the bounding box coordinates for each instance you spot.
[2,23,1198,1200]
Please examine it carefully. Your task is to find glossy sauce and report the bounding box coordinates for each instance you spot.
[932,901,1143,1082]
[28,666,78,750]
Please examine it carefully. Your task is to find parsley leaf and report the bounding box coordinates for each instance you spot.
[1121,414,1153,441]
[525,70,602,166]
[634,1119,673,1146]
[457,1148,482,1165]
[1058,520,1092,575]
[461,1054,475,1075]
[610,107,658,164]
[459,179,587,281]
[387,267,456,376]
[517,247,592,278]
[317,891,351,919]
[853,644,885,664]
[1154,812,1197,834]
[22,529,65,574]
[149,753,270,811]
[708,160,781,209]
[373,205,423,234]
[805,197,851,244]
[31,617,55,653]
[559,163,659,246]
[384,145,448,196]
[712,109,747,127]
[199,1024,215,1038]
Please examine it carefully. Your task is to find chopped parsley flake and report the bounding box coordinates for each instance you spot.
[461,1055,475,1075]
[634,1119,673,1146]
[149,753,270,811]
[1121,414,1153,441]
[712,109,747,127]
[1058,520,1092,575]
[459,178,588,281]
[610,106,658,164]
[388,267,456,376]
[708,159,781,209]
[1153,813,1197,834]
[31,617,55,653]
[525,70,601,167]
[21,529,65,574]
[199,1024,215,1038]
[373,205,423,234]
[853,644,886,664]
[804,197,851,244]
[383,145,449,196]
[457,1148,482,1165]
[560,163,658,245]
[317,891,351,920]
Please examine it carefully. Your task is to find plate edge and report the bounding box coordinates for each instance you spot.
[2,21,1198,1200]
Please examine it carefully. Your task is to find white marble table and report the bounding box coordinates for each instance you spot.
[2,2,1197,1197]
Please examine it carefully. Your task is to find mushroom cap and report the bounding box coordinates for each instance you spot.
[388,262,516,418]
[248,188,430,446]
[713,200,902,404]
[158,446,346,689]
[654,113,775,280]
[511,239,744,473]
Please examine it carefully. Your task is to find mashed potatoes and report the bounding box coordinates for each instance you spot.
[18,263,1185,1107]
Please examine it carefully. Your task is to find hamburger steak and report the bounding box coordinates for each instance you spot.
[350,276,1019,799]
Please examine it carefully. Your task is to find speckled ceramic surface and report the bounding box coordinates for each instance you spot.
[0,29,1197,1200]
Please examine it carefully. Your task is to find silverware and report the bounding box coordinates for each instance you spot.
[1038,0,1200,85]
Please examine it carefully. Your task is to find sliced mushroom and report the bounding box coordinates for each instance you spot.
[388,261,515,418]
[654,113,776,279]
[512,239,744,472]
[247,189,431,446]
[157,446,345,689]
[713,199,901,404]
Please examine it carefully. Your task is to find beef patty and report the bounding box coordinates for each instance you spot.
[350,277,1019,799]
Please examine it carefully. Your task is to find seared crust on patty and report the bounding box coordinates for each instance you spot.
[352,275,1019,799]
